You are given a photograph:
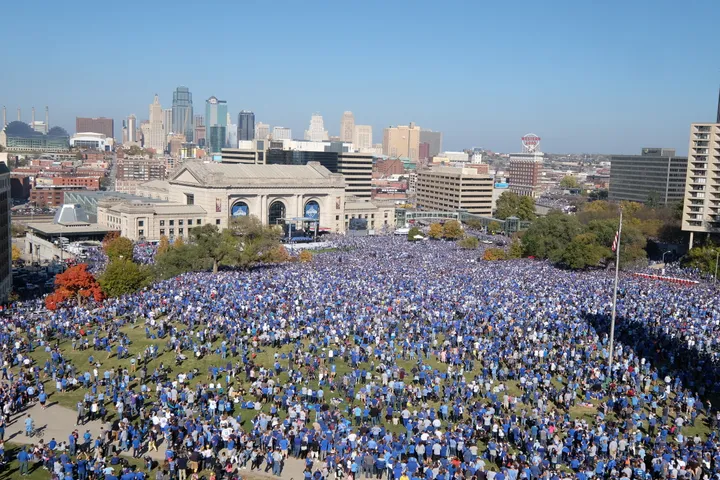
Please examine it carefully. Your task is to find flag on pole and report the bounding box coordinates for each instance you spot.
[612,230,619,252]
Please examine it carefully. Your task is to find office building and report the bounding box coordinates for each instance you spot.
[683,123,720,245]
[609,148,687,205]
[383,123,421,161]
[205,96,227,153]
[353,125,372,150]
[508,135,544,198]
[0,162,10,304]
[76,117,114,139]
[341,111,355,142]
[273,126,292,140]
[117,155,167,181]
[419,142,430,162]
[144,95,166,153]
[304,114,329,142]
[126,115,137,144]
[194,115,204,127]
[337,152,373,199]
[256,122,270,140]
[238,111,255,141]
[416,166,493,215]
[420,130,443,158]
[226,123,238,149]
[163,109,173,140]
[172,86,194,142]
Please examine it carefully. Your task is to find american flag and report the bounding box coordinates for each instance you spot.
[612,230,619,252]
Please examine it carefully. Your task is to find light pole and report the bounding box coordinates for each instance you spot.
[662,251,672,266]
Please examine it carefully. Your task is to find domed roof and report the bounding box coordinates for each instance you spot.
[48,126,69,137]
[4,121,37,137]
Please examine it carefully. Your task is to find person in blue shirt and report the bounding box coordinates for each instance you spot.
[17,447,29,476]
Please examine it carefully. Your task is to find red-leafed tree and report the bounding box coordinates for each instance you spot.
[45,264,104,310]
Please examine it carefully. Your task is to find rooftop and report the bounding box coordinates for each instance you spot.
[170,160,343,187]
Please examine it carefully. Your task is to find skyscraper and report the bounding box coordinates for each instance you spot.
[682,123,720,247]
[353,125,372,150]
[146,95,166,153]
[238,111,255,141]
[382,123,421,161]
[126,114,137,144]
[419,130,443,158]
[340,111,355,142]
[304,114,329,142]
[172,86,194,142]
[163,108,173,140]
[205,96,228,153]
[255,122,270,140]
[272,127,292,140]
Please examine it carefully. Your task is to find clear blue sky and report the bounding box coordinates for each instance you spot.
[1,0,718,154]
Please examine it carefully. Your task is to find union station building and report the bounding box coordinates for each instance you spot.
[96,161,394,241]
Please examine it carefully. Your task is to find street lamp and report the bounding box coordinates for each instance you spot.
[662,251,672,265]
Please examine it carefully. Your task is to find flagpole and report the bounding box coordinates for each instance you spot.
[608,207,623,378]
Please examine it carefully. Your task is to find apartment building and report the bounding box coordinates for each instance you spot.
[682,123,720,246]
[416,166,493,216]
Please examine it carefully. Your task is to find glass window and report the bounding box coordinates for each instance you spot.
[197,219,202,225]
[160,229,165,235]
[216,219,221,225]
[179,228,184,235]
[188,219,193,226]
[179,220,184,226]
[160,220,165,226]
[169,220,174,226]
[139,229,144,236]
[138,220,144,226]
[169,228,174,235]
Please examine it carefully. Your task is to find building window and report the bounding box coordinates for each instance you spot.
[188,219,193,226]
[336,215,340,221]
[169,228,174,236]
[179,220,184,226]
[160,229,165,235]
[160,220,165,226]
[179,228,184,235]
[169,220,174,226]
[139,229,144,237]
[138,220,144,227]
[197,219,202,225]
[185,193,194,205]
[216,219,221,225]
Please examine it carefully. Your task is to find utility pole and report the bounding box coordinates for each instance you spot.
[608,207,623,377]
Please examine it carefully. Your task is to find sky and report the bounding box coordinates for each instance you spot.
[1,0,719,155]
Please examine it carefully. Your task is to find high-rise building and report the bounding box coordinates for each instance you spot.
[126,114,137,144]
[194,115,204,127]
[609,148,687,205]
[419,130,443,158]
[304,114,329,142]
[76,117,114,139]
[341,111,355,142]
[163,108,173,139]
[238,111,255,141]
[172,86,194,142]
[273,127,292,140]
[419,142,430,162]
[353,125,372,150]
[145,95,166,153]
[508,134,544,198]
[383,123,421,161]
[682,123,720,246]
[416,166,493,215]
[255,122,270,140]
[226,123,238,149]
[205,96,228,153]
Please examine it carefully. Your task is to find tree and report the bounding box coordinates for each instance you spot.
[299,250,313,263]
[153,243,208,280]
[102,231,119,247]
[407,227,423,242]
[465,219,483,230]
[191,224,239,274]
[587,219,647,267]
[495,192,536,221]
[457,236,479,249]
[157,235,170,255]
[442,220,464,240]
[508,239,523,259]
[483,248,507,261]
[683,245,720,278]
[488,221,502,235]
[559,176,579,189]
[522,212,585,260]
[556,233,609,269]
[126,145,143,156]
[173,236,185,248]
[267,245,290,263]
[646,191,660,208]
[47,264,104,309]
[428,223,443,240]
[103,236,134,262]
[11,245,21,262]
[230,216,284,269]
[11,224,27,237]
[99,259,151,297]
[588,189,608,201]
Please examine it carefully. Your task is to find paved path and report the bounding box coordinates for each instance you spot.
[4,402,309,479]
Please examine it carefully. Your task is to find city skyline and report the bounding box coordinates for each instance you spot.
[2,0,719,154]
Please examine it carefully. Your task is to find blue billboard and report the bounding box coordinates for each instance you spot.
[231,202,249,217]
[304,201,319,220]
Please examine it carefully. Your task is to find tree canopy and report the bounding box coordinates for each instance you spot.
[99,258,151,297]
[442,220,464,240]
[46,264,104,309]
[428,223,443,240]
[103,236,134,262]
[559,176,579,189]
[495,192,536,220]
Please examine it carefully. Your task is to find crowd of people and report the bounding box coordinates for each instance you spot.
[1,236,720,480]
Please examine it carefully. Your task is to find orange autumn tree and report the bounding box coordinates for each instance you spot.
[45,264,104,310]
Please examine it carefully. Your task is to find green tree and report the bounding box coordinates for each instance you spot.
[230,215,284,269]
[99,258,151,297]
[465,219,483,230]
[559,176,579,189]
[646,191,660,208]
[487,220,502,234]
[153,243,209,279]
[126,145,143,156]
[457,236,479,249]
[508,239,523,259]
[587,219,647,267]
[407,226,423,241]
[495,192,536,221]
[103,236,134,262]
[442,220,464,240]
[588,189,608,201]
[428,223,443,239]
[556,232,609,269]
[522,212,584,260]
[190,224,240,273]
[683,245,720,278]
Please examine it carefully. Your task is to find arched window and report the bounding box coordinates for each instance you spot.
[231,201,249,217]
[268,201,286,225]
[304,200,320,220]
